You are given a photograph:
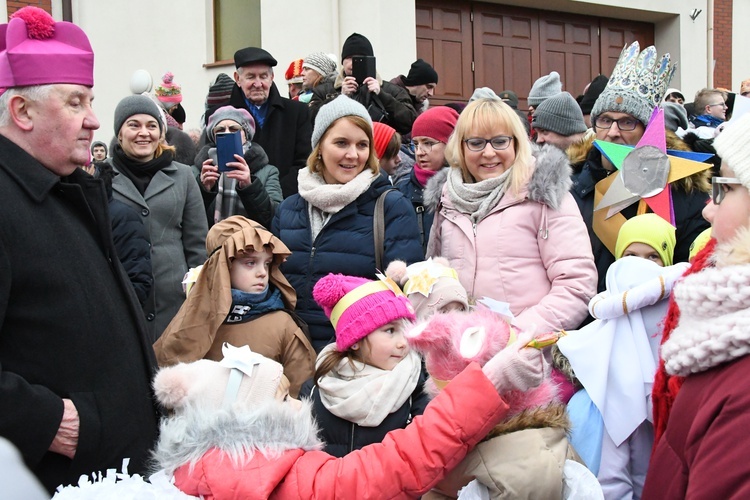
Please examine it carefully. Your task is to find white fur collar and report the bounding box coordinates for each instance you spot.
[661,228,750,376]
[152,400,322,475]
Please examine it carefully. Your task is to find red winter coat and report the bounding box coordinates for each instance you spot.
[642,354,750,499]
[173,364,508,499]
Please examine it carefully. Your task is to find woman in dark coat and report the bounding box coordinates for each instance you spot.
[272,96,423,352]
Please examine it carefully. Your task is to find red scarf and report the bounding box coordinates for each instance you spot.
[414,163,440,187]
[651,237,717,445]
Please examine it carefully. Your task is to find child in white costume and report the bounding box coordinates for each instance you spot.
[558,214,688,500]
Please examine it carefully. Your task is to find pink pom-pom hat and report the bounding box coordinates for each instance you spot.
[313,273,416,351]
[0,6,94,90]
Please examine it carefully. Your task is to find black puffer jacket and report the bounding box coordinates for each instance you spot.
[299,372,430,458]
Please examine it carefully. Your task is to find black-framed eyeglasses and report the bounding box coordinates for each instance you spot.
[712,176,742,205]
[463,135,513,152]
[409,140,442,153]
[593,116,639,131]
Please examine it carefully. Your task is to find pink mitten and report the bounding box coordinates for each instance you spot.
[481,332,549,394]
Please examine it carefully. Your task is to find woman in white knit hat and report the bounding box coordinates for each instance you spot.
[271,95,423,353]
[643,113,750,498]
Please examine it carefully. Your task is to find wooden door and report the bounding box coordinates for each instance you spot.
[415,1,474,105]
[600,20,655,76]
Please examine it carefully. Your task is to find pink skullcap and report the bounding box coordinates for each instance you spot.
[0,7,94,89]
[372,122,396,159]
[314,273,415,351]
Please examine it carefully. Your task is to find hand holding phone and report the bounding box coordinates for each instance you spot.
[352,55,376,87]
[215,131,243,173]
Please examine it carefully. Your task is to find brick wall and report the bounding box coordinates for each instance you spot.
[714,0,733,90]
[7,0,52,17]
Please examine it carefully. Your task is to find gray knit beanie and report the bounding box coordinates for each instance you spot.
[469,87,500,102]
[531,92,587,136]
[528,71,562,107]
[311,95,372,148]
[303,52,337,78]
[114,94,164,135]
[206,105,256,143]
[662,102,688,132]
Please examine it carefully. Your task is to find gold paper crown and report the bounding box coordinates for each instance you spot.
[592,42,676,125]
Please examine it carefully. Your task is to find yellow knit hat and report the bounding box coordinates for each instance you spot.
[688,228,713,262]
[615,213,676,266]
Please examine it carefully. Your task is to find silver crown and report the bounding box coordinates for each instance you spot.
[607,42,676,111]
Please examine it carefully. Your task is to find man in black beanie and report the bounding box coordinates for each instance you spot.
[390,59,439,114]
[309,33,417,135]
[578,74,608,127]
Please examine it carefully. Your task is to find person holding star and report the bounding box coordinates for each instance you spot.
[569,42,711,292]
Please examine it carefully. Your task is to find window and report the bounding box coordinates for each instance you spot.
[213,0,261,63]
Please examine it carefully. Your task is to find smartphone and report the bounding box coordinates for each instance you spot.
[215,131,243,173]
[352,55,376,86]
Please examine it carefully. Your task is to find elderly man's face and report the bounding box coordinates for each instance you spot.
[26,84,99,176]
[235,64,273,105]
[535,129,579,151]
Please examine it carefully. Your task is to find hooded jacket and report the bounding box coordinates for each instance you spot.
[193,142,283,229]
[155,363,510,499]
[309,70,418,135]
[642,228,750,499]
[427,145,597,332]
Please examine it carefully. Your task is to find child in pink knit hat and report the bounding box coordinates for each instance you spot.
[299,272,430,457]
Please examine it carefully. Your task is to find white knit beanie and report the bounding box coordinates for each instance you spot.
[714,113,750,190]
[311,94,372,148]
[528,71,562,107]
[303,52,337,78]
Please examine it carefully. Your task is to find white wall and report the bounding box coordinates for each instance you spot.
[66,0,713,142]
[732,0,750,91]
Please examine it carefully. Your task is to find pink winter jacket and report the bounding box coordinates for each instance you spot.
[170,364,509,499]
[426,146,596,332]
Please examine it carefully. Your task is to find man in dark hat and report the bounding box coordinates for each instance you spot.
[309,33,417,135]
[213,46,312,197]
[390,59,438,114]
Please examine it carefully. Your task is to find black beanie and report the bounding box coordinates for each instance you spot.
[579,74,609,115]
[402,59,438,86]
[341,33,374,62]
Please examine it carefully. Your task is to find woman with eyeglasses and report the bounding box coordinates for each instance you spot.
[426,98,597,332]
[393,106,459,253]
[110,95,208,341]
[643,113,750,499]
[195,106,283,229]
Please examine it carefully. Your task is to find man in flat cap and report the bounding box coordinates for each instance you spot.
[0,7,158,492]
[215,46,312,197]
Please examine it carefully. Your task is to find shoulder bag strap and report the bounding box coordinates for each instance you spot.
[374,188,396,270]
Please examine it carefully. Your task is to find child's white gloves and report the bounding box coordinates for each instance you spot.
[481,331,549,394]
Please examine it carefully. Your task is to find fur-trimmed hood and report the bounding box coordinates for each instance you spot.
[487,401,570,438]
[423,144,573,213]
[152,400,322,475]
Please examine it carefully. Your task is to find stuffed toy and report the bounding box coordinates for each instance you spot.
[407,308,600,500]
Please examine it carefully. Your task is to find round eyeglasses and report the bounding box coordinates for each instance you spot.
[463,136,513,152]
[409,140,442,153]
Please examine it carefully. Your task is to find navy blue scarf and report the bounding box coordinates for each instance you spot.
[690,114,724,129]
[244,97,269,129]
[225,285,285,323]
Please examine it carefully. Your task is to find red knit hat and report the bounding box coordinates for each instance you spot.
[285,59,304,84]
[314,273,415,351]
[411,106,459,143]
[372,122,396,159]
[155,72,182,104]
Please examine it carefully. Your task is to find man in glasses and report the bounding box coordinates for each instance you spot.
[569,42,710,293]
[690,88,728,131]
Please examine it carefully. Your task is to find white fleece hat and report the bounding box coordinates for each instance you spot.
[713,113,750,190]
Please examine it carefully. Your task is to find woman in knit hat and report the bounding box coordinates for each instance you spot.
[154,216,315,397]
[643,113,750,498]
[110,94,208,341]
[298,52,338,104]
[271,95,423,352]
[426,98,597,334]
[394,105,459,252]
[298,272,429,457]
[195,105,282,229]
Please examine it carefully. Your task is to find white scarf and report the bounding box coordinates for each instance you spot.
[445,167,511,223]
[297,168,376,240]
[661,262,750,377]
[316,345,422,427]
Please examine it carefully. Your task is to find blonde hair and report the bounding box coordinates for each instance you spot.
[444,98,533,197]
[155,141,176,158]
[307,115,380,177]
